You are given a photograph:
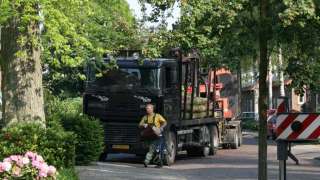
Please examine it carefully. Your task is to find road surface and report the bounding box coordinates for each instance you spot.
[77,132,320,180]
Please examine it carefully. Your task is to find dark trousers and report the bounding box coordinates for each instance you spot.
[144,136,166,165]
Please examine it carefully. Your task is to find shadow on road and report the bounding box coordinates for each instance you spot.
[104,134,266,165]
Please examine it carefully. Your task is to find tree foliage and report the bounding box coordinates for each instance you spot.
[1,0,141,97]
[274,0,320,94]
[140,0,320,94]
[41,0,141,97]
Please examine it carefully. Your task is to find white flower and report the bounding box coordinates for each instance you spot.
[2,161,12,172]
[22,157,30,165]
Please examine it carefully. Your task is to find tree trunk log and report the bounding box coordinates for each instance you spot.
[259,0,269,179]
[0,15,45,125]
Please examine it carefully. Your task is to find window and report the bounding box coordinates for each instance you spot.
[165,67,177,88]
[93,68,160,89]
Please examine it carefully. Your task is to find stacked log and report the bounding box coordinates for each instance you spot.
[182,95,213,119]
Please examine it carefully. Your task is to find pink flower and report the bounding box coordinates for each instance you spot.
[40,163,49,172]
[2,161,12,172]
[0,162,4,173]
[16,156,24,167]
[10,155,19,162]
[25,151,36,159]
[35,155,44,163]
[3,157,12,163]
[22,157,30,165]
[1,152,57,178]
[32,160,41,169]
[47,166,57,176]
[38,163,49,177]
[39,171,48,178]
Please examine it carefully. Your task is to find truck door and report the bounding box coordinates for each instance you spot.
[162,64,180,124]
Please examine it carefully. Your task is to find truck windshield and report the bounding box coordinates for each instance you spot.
[93,68,160,89]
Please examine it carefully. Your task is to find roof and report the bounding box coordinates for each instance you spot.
[104,58,177,68]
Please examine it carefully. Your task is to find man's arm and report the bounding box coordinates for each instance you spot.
[158,114,167,131]
[139,116,147,128]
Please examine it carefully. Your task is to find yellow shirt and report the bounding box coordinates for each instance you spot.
[139,113,166,128]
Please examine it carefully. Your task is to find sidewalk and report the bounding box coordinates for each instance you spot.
[290,144,320,166]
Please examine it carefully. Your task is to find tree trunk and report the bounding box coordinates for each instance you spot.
[0,13,45,125]
[259,0,269,179]
[237,61,242,116]
[279,47,285,97]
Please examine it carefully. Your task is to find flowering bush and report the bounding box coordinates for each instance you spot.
[0,122,76,168]
[0,152,57,179]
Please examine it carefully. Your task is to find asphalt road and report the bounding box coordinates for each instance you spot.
[77,132,320,180]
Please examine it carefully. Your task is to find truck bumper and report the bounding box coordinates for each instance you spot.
[105,142,148,155]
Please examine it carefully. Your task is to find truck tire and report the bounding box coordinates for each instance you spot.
[209,125,219,155]
[201,146,210,157]
[187,146,210,157]
[99,152,108,162]
[187,126,210,157]
[165,131,177,166]
[230,130,239,149]
[200,126,210,157]
[238,125,243,147]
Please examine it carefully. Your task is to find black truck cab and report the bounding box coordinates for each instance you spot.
[83,57,180,156]
[84,53,242,164]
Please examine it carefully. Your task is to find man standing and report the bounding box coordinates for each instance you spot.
[139,103,167,168]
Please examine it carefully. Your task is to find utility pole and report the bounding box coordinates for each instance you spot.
[259,0,269,180]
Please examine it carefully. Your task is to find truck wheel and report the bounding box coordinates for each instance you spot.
[165,131,176,166]
[201,146,210,157]
[230,130,239,149]
[187,146,209,157]
[200,126,210,157]
[209,125,219,155]
[238,125,243,147]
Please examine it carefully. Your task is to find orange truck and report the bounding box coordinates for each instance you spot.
[188,68,239,120]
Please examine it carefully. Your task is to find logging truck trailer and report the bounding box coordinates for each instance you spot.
[83,50,242,165]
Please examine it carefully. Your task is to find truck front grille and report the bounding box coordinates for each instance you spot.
[103,123,140,144]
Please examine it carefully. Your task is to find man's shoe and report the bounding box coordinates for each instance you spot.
[143,162,148,168]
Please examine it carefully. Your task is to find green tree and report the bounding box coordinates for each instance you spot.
[0,0,140,124]
[274,0,320,94]
[42,0,140,97]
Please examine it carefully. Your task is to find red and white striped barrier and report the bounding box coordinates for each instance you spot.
[275,97,320,141]
[276,98,287,114]
[276,113,320,140]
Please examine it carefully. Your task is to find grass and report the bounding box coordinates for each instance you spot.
[57,168,78,180]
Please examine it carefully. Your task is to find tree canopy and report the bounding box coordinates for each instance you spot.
[41,0,141,97]
[1,0,141,97]
[140,0,320,94]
